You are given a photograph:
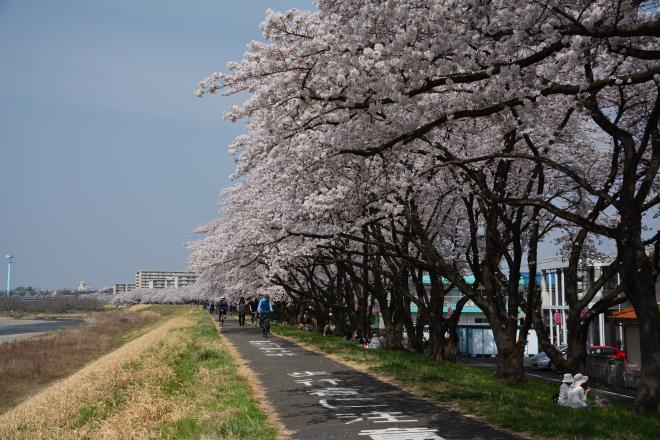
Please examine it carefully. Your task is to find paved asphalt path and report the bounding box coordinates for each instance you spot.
[0,319,84,338]
[220,319,524,440]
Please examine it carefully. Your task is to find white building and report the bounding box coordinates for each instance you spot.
[539,256,623,348]
[112,283,136,294]
[135,270,198,289]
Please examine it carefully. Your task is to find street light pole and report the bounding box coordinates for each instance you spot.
[6,255,13,296]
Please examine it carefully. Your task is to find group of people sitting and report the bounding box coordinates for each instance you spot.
[557,373,607,408]
[308,324,385,349]
[344,329,384,349]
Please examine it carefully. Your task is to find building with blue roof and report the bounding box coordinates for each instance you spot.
[371,260,624,357]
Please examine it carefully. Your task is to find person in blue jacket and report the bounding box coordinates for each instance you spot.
[257,294,273,336]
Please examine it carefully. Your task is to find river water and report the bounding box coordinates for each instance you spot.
[0,318,85,342]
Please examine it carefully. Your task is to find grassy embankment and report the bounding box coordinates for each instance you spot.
[274,324,660,440]
[0,306,278,440]
[0,306,170,412]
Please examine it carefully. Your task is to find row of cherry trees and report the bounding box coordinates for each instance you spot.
[189,0,659,413]
[105,286,204,305]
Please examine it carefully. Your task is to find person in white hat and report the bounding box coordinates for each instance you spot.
[558,373,574,406]
[566,373,591,408]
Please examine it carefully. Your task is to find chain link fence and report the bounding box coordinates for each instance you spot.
[585,356,640,389]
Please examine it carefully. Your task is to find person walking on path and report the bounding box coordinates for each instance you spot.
[238,296,248,327]
[257,294,273,337]
[249,298,259,326]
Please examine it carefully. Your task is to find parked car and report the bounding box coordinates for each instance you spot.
[588,345,627,363]
[531,345,568,370]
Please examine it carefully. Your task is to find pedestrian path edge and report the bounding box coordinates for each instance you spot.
[213,318,294,440]
[272,331,535,440]
[217,317,528,440]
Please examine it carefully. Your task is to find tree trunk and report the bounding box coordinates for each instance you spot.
[564,315,589,373]
[618,227,660,414]
[382,321,404,349]
[380,306,404,349]
[425,271,450,361]
[403,297,425,352]
[491,318,525,381]
[413,310,428,353]
[356,283,371,337]
[443,327,459,361]
[426,320,446,362]
[425,320,459,362]
[426,291,467,363]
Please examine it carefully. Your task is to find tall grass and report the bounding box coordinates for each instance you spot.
[0,310,160,412]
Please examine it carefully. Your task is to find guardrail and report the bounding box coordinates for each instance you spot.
[585,356,640,389]
[623,364,641,389]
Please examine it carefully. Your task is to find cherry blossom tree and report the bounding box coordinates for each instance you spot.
[109,285,203,305]
[193,0,659,412]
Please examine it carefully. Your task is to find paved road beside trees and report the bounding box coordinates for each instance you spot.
[220,319,523,440]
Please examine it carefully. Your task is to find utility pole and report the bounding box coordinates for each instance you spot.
[6,255,13,296]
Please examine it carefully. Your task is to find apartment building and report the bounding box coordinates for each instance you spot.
[135,270,198,289]
[112,283,136,294]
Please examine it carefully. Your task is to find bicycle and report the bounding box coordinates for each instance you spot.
[260,312,271,337]
[219,310,226,327]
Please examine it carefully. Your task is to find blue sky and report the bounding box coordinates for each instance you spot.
[0,0,315,289]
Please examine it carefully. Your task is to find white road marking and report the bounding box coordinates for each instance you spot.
[358,427,445,439]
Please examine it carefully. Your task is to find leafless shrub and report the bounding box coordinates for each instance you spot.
[0,295,102,314]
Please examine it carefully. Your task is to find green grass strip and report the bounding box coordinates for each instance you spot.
[274,324,660,440]
[70,307,277,440]
[155,309,278,440]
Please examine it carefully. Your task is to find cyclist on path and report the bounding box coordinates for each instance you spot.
[257,294,273,337]
[217,297,229,326]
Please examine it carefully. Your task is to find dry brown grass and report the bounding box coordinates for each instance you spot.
[0,310,160,412]
[126,304,152,312]
[0,308,278,440]
[0,312,190,440]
